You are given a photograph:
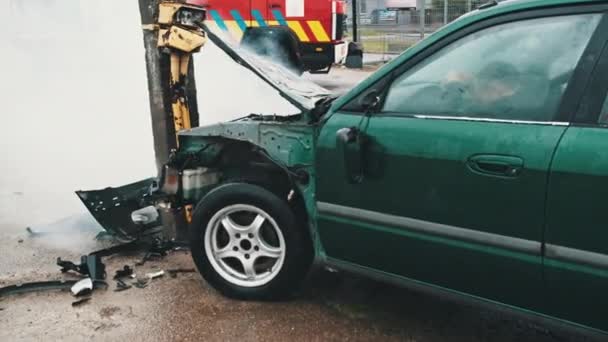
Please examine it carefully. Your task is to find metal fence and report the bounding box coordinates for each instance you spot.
[345,0,486,61]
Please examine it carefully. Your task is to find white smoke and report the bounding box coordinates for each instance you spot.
[0,0,297,245]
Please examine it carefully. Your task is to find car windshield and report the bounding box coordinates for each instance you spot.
[202,23,332,111]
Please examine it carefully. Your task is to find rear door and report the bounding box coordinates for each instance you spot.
[316,5,605,310]
[544,15,608,331]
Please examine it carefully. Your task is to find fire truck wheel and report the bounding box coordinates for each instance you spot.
[190,182,313,300]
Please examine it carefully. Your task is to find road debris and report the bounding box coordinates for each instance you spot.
[114,279,132,292]
[57,255,106,280]
[71,297,92,307]
[168,268,196,278]
[25,227,44,237]
[134,278,149,289]
[71,278,93,296]
[146,270,165,279]
[113,266,134,280]
[0,280,77,297]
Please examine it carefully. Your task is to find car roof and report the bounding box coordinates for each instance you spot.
[332,0,607,110]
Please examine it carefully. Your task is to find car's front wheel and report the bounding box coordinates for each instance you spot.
[190,183,313,300]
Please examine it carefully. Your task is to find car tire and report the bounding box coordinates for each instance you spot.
[190,183,313,300]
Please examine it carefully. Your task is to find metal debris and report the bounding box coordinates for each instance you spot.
[72,297,92,307]
[71,278,93,296]
[113,265,134,280]
[57,255,106,280]
[114,279,132,292]
[168,268,196,278]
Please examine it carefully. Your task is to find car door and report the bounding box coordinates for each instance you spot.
[544,31,608,331]
[316,6,605,310]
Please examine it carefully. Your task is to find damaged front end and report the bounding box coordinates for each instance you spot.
[77,16,328,242]
[77,117,316,242]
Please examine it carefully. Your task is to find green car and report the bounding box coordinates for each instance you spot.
[80,0,608,336]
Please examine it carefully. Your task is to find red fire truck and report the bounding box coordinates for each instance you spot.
[187,0,347,73]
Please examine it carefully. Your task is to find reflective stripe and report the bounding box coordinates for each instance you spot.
[331,1,337,40]
[251,9,267,27]
[209,10,228,31]
[272,9,288,26]
[307,20,330,42]
[229,10,247,31]
[224,21,244,40]
[266,20,280,26]
[287,21,310,42]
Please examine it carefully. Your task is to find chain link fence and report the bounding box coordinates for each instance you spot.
[345,0,486,62]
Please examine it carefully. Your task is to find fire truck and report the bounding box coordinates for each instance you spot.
[187,0,347,73]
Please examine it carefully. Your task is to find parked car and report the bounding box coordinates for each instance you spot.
[82,0,608,337]
[370,8,397,24]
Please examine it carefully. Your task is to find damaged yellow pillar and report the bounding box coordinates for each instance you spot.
[157,1,206,144]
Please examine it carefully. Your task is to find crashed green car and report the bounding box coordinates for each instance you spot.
[79,0,608,336]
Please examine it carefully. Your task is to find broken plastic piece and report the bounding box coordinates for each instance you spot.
[71,278,93,296]
[146,270,165,279]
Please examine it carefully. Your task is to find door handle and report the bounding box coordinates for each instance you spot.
[467,155,523,178]
[269,4,281,9]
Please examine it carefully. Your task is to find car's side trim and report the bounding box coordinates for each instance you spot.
[317,202,608,270]
[545,244,608,270]
[411,115,570,126]
[317,202,540,254]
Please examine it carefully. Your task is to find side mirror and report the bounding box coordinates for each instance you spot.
[358,90,380,112]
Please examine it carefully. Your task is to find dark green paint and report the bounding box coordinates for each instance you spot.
[543,126,608,331]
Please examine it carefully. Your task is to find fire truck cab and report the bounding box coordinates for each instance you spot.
[187,0,347,73]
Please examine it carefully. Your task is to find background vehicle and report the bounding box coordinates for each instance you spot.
[188,0,347,73]
[370,8,397,24]
[83,0,608,337]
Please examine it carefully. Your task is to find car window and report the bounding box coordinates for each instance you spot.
[601,96,608,124]
[382,14,602,122]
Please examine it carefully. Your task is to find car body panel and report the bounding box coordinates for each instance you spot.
[315,111,567,311]
[544,126,608,331]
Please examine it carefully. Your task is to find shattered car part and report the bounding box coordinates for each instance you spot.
[113,266,134,280]
[0,280,77,297]
[57,255,106,280]
[71,278,93,296]
[76,178,161,240]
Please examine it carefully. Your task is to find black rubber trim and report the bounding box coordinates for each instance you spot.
[573,21,608,124]
[560,13,608,122]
